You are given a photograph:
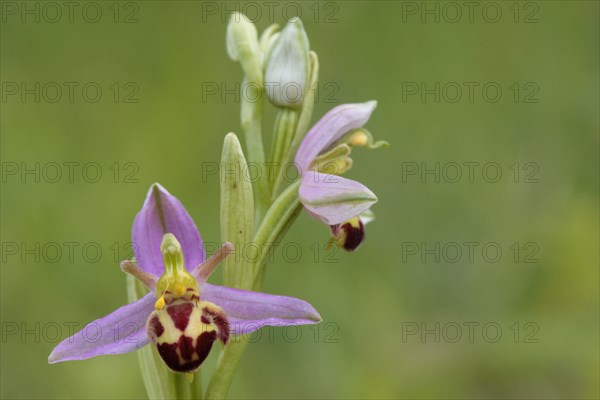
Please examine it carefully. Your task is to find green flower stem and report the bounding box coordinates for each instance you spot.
[191,371,203,400]
[205,181,303,399]
[272,52,319,198]
[252,180,303,290]
[204,339,249,400]
[208,46,318,400]
[240,81,269,221]
[175,372,202,400]
[268,108,299,196]
[173,373,191,399]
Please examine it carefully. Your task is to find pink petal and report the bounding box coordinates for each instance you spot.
[299,171,378,225]
[294,101,377,172]
[48,293,155,363]
[132,184,205,276]
[202,284,321,335]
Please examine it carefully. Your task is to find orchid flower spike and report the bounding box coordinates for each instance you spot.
[295,101,387,251]
[48,184,321,373]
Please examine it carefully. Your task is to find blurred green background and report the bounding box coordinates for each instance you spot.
[1,1,598,399]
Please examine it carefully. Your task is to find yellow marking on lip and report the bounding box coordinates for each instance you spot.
[346,216,361,228]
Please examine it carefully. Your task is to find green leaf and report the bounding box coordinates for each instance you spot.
[220,133,255,290]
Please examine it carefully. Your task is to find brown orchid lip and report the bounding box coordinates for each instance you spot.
[156,330,217,373]
[330,217,365,252]
[147,298,230,374]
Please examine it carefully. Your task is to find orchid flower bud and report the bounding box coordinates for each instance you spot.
[265,17,310,108]
[226,12,263,85]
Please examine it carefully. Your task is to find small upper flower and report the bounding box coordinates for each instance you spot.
[294,101,386,250]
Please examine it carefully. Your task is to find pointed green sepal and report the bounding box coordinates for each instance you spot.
[220,133,255,289]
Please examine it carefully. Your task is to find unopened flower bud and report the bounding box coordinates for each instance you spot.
[265,17,310,108]
[226,12,263,85]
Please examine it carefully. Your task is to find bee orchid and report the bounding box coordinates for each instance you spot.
[295,101,385,251]
[48,184,321,373]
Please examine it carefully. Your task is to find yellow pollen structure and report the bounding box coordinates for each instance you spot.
[349,131,368,147]
[155,233,201,306]
[155,296,166,310]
